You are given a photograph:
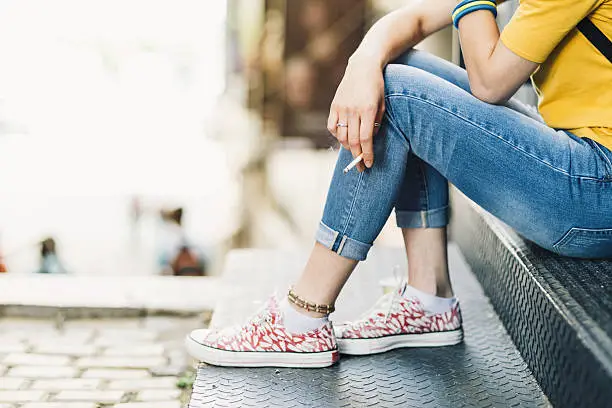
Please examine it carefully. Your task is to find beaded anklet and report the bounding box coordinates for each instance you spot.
[287,288,335,315]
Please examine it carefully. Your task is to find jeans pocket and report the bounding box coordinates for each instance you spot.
[584,138,612,180]
[553,227,612,258]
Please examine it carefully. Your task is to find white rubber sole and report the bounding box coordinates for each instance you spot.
[337,329,463,356]
[185,334,338,368]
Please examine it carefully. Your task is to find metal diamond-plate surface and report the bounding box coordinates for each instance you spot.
[525,245,612,340]
[451,190,612,408]
[189,245,549,408]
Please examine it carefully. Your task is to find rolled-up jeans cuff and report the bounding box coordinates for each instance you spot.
[315,222,372,261]
[395,206,449,228]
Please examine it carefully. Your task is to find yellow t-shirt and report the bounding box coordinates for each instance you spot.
[501,0,612,149]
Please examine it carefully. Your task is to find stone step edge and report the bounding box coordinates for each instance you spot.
[0,275,222,318]
[0,304,214,319]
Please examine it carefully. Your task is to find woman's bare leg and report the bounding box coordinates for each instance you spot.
[291,243,358,317]
[290,226,453,319]
[402,227,453,298]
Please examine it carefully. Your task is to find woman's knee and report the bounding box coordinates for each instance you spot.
[383,64,436,100]
[391,49,438,69]
[388,49,470,92]
[381,64,462,154]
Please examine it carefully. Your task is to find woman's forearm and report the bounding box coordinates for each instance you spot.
[348,0,534,104]
[350,6,427,68]
[330,0,457,168]
[349,0,457,68]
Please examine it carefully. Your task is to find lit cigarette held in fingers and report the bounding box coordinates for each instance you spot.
[341,122,380,174]
[343,154,364,174]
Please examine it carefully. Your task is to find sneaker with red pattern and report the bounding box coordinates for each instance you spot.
[335,283,463,355]
[185,296,339,367]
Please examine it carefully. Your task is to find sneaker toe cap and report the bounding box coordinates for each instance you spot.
[189,329,212,345]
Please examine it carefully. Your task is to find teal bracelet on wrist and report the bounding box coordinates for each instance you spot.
[452,0,497,29]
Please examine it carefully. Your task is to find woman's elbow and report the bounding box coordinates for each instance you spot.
[470,82,506,105]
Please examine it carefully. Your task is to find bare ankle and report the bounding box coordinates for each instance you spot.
[407,279,454,298]
[436,285,454,299]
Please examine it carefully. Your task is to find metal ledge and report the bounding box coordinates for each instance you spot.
[451,189,612,408]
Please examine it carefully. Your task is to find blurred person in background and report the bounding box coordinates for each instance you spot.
[38,237,68,274]
[158,207,206,276]
[187,0,612,367]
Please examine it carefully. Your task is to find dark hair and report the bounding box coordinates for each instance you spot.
[161,207,184,226]
[41,238,56,257]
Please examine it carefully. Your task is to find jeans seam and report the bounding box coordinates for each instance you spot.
[384,92,606,182]
[553,227,612,249]
[316,222,372,260]
[337,235,348,254]
[383,102,412,151]
[418,159,430,227]
[396,205,449,215]
[591,141,612,179]
[340,170,365,238]
[329,225,339,250]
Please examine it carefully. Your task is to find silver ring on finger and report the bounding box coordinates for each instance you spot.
[337,122,348,128]
[374,122,381,127]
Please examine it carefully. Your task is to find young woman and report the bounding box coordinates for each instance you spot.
[186,0,612,367]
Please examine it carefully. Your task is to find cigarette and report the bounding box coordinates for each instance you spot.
[343,154,364,174]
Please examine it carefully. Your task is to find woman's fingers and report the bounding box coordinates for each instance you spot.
[327,109,338,138]
[375,99,386,135]
[348,111,364,171]
[329,98,384,172]
[359,106,377,168]
[336,109,349,150]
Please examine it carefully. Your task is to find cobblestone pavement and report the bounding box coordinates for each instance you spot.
[0,315,206,408]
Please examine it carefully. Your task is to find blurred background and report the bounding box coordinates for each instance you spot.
[0,0,520,278]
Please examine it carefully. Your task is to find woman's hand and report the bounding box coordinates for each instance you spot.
[327,58,386,171]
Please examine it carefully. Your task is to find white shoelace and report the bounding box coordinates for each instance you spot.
[350,291,398,327]
[347,274,409,328]
[245,303,274,334]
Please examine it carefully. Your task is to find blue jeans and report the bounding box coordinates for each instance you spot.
[316,50,612,260]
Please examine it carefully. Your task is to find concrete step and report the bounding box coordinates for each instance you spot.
[452,189,612,408]
[0,275,221,318]
[189,245,549,407]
